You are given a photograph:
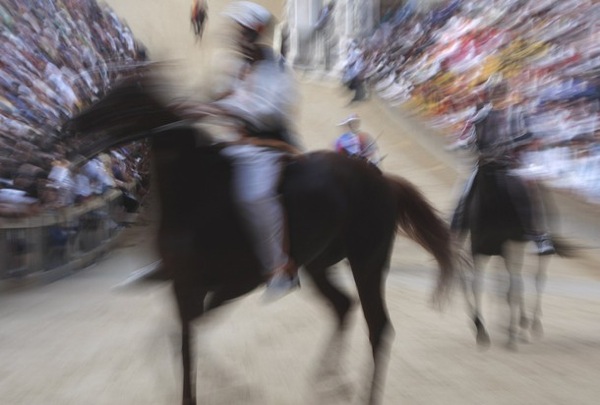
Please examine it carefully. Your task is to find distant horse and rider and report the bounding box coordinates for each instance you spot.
[334,113,382,167]
[190,0,207,41]
[66,70,458,405]
[450,75,577,350]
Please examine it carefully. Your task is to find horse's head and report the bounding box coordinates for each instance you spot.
[65,71,182,160]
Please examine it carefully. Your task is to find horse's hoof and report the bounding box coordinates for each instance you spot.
[518,330,530,344]
[476,330,491,349]
[531,319,544,339]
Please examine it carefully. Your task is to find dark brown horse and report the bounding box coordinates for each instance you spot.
[66,73,456,405]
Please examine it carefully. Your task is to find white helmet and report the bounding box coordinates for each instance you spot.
[225,1,271,31]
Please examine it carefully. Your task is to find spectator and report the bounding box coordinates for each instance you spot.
[73,165,93,205]
[342,43,367,102]
[47,158,75,207]
[1,0,148,215]
[82,155,115,195]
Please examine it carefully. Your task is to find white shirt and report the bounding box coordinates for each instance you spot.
[214,53,297,134]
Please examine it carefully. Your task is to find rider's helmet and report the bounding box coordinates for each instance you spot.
[224,2,272,59]
[225,1,272,34]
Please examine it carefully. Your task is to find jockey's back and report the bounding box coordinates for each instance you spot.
[474,105,527,167]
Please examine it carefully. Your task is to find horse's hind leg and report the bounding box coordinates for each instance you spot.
[349,254,393,405]
[304,260,354,398]
[501,245,526,350]
[305,262,354,329]
[469,254,491,348]
[532,255,551,339]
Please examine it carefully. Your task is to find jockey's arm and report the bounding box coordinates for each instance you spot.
[173,101,254,131]
[172,101,301,154]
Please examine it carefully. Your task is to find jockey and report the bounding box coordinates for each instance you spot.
[334,113,381,166]
[179,1,301,301]
[450,75,555,255]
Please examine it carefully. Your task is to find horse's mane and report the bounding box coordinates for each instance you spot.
[71,72,176,131]
[66,71,214,160]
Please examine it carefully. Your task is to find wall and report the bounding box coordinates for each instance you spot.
[0,190,130,289]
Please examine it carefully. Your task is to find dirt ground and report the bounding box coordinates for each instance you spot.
[2,1,600,404]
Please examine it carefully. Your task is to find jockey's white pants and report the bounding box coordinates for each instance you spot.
[221,144,288,275]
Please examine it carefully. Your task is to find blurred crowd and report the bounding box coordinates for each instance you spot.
[343,0,600,201]
[0,0,150,217]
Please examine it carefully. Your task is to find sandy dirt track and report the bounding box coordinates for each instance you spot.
[2,1,600,404]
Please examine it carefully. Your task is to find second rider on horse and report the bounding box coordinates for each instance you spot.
[334,113,381,166]
[451,75,555,255]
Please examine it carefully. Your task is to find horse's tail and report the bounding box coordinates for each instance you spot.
[551,236,580,258]
[386,174,456,306]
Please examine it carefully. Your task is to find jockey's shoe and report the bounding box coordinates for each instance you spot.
[262,272,300,303]
[535,235,556,256]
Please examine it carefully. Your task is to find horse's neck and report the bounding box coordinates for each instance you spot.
[152,135,231,225]
[151,126,199,153]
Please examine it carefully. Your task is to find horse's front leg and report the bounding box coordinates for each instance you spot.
[181,318,196,405]
[532,255,551,339]
[173,281,207,405]
[502,244,525,350]
[471,254,491,348]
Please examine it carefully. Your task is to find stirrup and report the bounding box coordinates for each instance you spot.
[535,236,555,256]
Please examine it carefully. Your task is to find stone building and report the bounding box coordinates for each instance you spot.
[285,0,379,72]
[284,0,443,73]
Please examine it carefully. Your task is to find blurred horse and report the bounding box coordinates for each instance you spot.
[67,73,456,405]
[458,162,576,350]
